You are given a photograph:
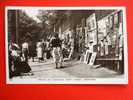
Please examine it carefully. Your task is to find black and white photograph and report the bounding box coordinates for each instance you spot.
[5,7,128,84]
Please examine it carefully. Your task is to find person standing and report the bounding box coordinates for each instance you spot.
[51,33,63,69]
[22,40,29,62]
[100,40,104,56]
[104,39,109,56]
[88,41,94,53]
[68,36,74,60]
[46,39,51,59]
[9,42,20,77]
[42,39,47,61]
[36,40,43,62]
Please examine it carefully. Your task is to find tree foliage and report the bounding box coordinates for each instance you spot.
[18,11,42,44]
[37,10,92,34]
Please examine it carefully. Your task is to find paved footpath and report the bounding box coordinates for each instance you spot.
[11,58,124,80]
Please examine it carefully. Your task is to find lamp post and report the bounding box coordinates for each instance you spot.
[15,10,19,44]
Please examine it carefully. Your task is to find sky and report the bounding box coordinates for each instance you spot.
[23,8,41,23]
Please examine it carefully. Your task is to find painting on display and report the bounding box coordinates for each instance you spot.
[86,13,97,31]
[88,52,97,65]
[114,12,119,26]
[98,18,107,43]
[84,50,92,64]
[108,15,114,30]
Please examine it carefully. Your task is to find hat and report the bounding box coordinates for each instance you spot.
[89,40,93,43]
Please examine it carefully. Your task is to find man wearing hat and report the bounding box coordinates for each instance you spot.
[88,40,94,53]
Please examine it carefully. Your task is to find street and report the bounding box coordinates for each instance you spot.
[11,58,124,80]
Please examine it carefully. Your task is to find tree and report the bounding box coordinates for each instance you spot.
[37,10,94,40]
[37,10,69,38]
[18,10,42,44]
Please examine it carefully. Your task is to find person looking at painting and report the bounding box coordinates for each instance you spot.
[88,41,94,53]
[105,39,109,56]
[100,39,104,56]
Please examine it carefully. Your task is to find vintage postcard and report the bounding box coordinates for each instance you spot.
[5,6,128,84]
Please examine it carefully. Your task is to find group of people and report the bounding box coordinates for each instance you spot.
[9,32,75,78]
[36,33,74,68]
[36,39,51,62]
[9,41,32,78]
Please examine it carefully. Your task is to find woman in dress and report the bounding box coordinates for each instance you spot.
[36,40,43,62]
[22,40,29,62]
[10,43,32,77]
[51,33,63,68]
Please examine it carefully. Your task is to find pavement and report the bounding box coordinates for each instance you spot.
[11,58,124,80]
